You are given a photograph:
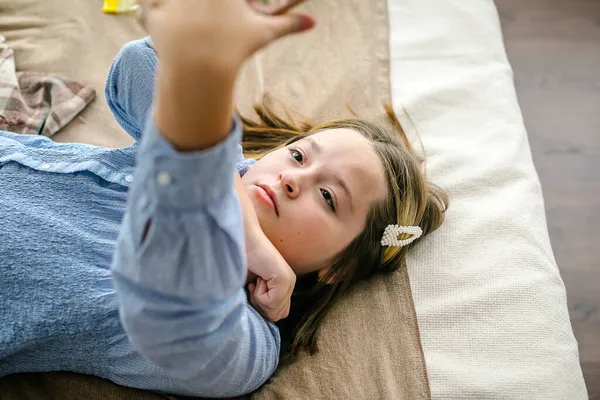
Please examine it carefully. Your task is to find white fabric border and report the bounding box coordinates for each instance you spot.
[387,0,588,398]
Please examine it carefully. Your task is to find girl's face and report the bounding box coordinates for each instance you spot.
[242,128,387,275]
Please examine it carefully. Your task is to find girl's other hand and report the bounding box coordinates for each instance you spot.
[247,267,295,322]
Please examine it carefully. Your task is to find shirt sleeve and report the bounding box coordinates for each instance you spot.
[110,115,280,398]
[105,37,156,142]
[105,37,251,180]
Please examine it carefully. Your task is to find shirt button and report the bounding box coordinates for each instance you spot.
[41,163,51,169]
[156,171,172,186]
[124,175,134,183]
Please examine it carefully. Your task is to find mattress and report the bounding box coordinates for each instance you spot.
[389,0,587,397]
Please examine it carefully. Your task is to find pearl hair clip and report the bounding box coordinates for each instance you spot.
[380,225,423,247]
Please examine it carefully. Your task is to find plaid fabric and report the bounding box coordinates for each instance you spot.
[0,44,95,137]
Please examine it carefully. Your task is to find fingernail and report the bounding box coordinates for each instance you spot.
[297,14,315,31]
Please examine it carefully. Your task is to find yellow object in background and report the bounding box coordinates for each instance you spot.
[102,0,139,14]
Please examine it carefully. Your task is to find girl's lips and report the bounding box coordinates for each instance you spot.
[256,184,279,216]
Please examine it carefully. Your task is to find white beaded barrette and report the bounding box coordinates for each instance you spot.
[380,224,423,247]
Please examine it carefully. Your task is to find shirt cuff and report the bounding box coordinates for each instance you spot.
[136,113,242,210]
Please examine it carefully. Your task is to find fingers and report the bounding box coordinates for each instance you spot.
[262,12,315,42]
[248,283,262,313]
[257,277,269,296]
[248,276,292,321]
[249,0,307,16]
[248,280,287,322]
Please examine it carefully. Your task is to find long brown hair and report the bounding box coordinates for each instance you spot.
[240,98,448,363]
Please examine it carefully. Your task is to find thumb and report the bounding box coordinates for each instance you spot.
[263,13,315,43]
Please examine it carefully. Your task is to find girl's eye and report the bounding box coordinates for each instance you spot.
[321,189,336,212]
[291,149,304,165]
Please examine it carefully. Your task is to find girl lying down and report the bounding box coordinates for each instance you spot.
[0,0,447,397]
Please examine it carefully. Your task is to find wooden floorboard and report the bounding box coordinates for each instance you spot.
[496,0,600,397]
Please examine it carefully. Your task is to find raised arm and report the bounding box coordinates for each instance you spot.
[111,0,314,396]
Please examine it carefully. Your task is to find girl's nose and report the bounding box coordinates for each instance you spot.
[279,171,300,199]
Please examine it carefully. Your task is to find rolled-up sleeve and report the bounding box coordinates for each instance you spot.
[111,115,280,398]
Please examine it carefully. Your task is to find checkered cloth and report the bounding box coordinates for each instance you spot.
[0,44,95,137]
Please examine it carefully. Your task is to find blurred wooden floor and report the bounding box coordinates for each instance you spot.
[496,0,600,397]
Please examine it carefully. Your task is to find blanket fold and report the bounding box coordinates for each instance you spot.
[0,43,95,137]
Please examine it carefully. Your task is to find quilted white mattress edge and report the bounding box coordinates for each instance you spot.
[388,0,588,398]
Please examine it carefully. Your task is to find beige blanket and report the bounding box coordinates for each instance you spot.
[0,0,430,398]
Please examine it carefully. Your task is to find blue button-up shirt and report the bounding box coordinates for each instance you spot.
[0,38,279,398]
